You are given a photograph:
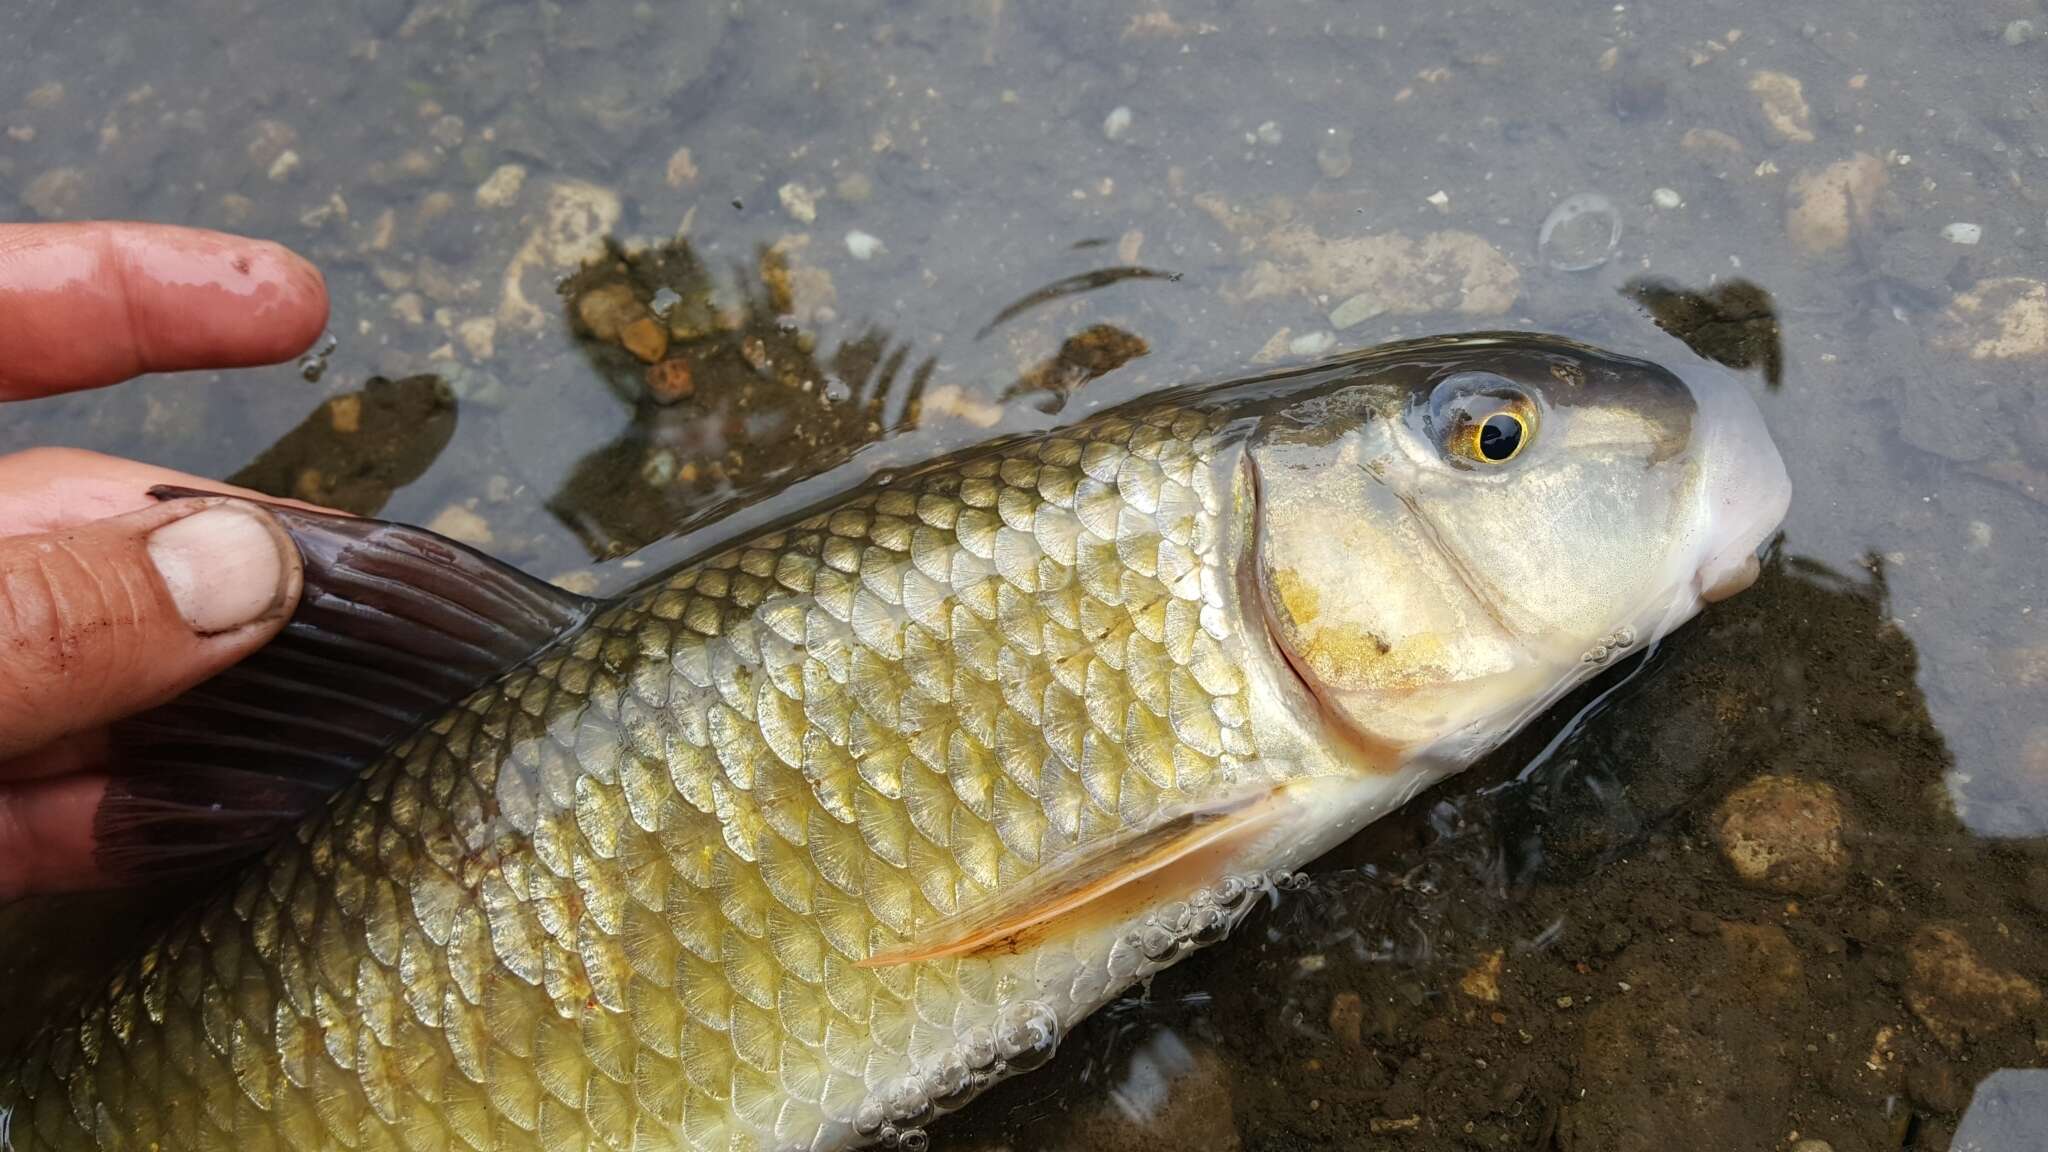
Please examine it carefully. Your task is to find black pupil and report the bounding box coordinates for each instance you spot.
[1478,414,1522,461]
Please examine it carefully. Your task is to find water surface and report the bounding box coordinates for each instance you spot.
[3,2,2045,1148]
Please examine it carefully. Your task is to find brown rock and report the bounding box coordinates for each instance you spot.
[1459,950,1505,1003]
[1680,127,1745,161]
[620,317,670,364]
[21,166,86,218]
[576,282,647,342]
[1933,277,2048,361]
[1749,70,1816,143]
[1905,925,2044,1052]
[1328,990,1365,1048]
[645,358,695,404]
[1713,775,1848,894]
[1717,921,1806,1002]
[1784,154,1886,254]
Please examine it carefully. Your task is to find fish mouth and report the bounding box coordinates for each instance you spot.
[1677,358,1791,612]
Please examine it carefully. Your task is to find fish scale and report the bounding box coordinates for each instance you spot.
[2,402,1302,1152]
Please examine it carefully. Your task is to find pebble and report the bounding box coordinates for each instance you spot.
[665,146,698,189]
[576,283,647,342]
[1784,153,1886,253]
[1459,950,1504,1002]
[1651,187,1683,209]
[844,230,884,260]
[1287,330,1335,357]
[620,317,670,364]
[1790,1141,1834,1152]
[1941,222,1983,246]
[1103,105,1133,141]
[24,81,63,110]
[2005,19,2036,46]
[1905,924,2044,1051]
[1681,127,1745,160]
[267,149,301,183]
[1327,991,1365,1048]
[426,504,494,548]
[778,182,818,224]
[1712,775,1847,894]
[1424,189,1450,212]
[1537,192,1623,271]
[20,166,85,218]
[1749,70,1815,143]
[457,317,496,361]
[1254,120,1283,146]
[645,358,695,404]
[549,570,602,597]
[474,163,527,209]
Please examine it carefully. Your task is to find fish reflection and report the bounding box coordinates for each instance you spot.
[1623,277,1784,391]
[543,234,1157,557]
[227,374,457,515]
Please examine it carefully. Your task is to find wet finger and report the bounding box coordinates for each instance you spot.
[0,222,329,399]
[0,447,330,536]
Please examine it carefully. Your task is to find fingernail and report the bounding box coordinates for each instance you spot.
[147,505,292,634]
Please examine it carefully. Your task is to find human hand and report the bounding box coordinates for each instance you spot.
[0,222,329,901]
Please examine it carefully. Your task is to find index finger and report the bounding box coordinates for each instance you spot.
[0,222,329,400]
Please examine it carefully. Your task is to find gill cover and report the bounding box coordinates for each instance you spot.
[1248,336,1740,760]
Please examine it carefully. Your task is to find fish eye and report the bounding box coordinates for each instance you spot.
[1428,375,1541,468]
[1471,412,1527,463]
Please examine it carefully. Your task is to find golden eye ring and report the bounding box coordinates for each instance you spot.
[1462,411,1528,463]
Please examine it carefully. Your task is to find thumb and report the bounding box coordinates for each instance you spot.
[0,498,302,760]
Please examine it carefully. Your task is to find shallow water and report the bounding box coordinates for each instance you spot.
[2,1,2044,1148]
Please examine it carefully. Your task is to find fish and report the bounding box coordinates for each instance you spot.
[0,333,1790,1152]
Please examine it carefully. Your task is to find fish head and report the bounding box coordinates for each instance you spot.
[1245,334,1790,765]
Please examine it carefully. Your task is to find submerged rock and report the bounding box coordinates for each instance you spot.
[1784,154,1886,254]
[1242,226,1520,323]
[1904,925,2044,1052]
[1713,775,1848,894]
[1934,277,2048,360]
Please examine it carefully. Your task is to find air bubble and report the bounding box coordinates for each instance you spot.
[297,331,338,382]
[1537,192,1623,272]
[854,1102,886,1137]
[994,1000,1060,1071]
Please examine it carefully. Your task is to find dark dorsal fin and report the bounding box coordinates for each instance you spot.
[96,486,600,878]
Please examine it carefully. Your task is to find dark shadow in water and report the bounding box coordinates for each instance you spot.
[941,549,2043,1152]
[544,237,938,560]
[1622,277,1785,391]
[541,234,1153,558]
[227,375,457,516]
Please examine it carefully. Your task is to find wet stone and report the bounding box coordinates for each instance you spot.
[1934,277,2048,360]
[1713,775,1848,894]
[1904,924,2044,1052]
[21,166,86,218]
[1750,70,1816,143]
[1784,153,1887,254]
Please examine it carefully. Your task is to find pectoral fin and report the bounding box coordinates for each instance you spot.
[859,783,1298,967]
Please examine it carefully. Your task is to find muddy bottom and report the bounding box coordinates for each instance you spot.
[936,551,2047,1152]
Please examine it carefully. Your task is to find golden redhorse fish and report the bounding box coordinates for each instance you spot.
[0,334,1788,1151]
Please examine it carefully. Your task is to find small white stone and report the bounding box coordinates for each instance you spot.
[1255,120,1284,145]
[266,149,301,183]
[1425,189,1451,212]
[1942,222,1982,246]
[778,182,818,224]
[1287,330,1336,357]
[844,230,884,260]
[1103,105,1133,141]
[1652,187,1683,209]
